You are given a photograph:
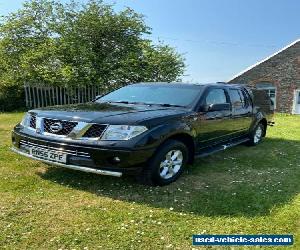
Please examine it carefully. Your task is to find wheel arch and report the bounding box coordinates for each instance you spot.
[162,133,195,164]
[258,118,267,137]
[251,112,268,137]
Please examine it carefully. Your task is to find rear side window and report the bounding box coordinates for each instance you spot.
[239,89,249,108]
[205,89,227,105]
[229,89,249,109]
[229,89,243,109]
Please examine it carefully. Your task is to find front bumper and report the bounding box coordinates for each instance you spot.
[11,146,123,177]
[11,130,156,176]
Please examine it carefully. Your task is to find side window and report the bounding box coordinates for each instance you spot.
[239,89,249,108]
[205,89,227,105]
[229,89,243,109]
[229,89,249,109]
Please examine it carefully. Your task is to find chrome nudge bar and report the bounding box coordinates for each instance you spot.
[11,147,122,177]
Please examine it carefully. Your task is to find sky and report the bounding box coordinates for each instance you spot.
[0,0,299,83]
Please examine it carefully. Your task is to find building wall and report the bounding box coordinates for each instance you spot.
[228,41,300,113]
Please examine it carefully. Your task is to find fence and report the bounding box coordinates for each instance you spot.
[24,85,102,108]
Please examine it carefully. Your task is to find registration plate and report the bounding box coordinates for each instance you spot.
[29,147,67,163]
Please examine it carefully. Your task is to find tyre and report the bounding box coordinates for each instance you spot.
[137,139,188,186]
[248,123,264,146]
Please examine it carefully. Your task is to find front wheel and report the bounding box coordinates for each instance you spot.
[248,123,264,146]
[137,139,188,186]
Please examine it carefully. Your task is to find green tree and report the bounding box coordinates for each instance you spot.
[0,0,185,110]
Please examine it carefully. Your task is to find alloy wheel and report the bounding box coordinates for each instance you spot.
[254,126,263,143]
[159,149,183,179]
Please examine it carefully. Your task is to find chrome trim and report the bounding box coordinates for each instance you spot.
[13,130,130,150]
[34,116,80,138]
[36,116,44,134]
[49,122,63,133]
[24,114,108,141]
[99,124,109,140]
[80,124,109,141]
[11,147,122,177]
[19,140,90,158]
[43,131,68,138]
[43,117,78,137]
[27,126,36,132]
[68,122,93,139]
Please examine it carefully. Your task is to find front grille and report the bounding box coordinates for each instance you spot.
[43,118,78,135]
[19,140,90,158]
[30,115,36,129]
[83,124,107,138]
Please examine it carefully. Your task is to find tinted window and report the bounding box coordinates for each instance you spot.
[205,89,227,105]
[98,84,204,107]
[239,89,249,108]
[229,89,243,109]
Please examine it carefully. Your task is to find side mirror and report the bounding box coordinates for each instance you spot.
[201,103,230,112]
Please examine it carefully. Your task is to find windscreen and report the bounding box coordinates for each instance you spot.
[98,84,203,107]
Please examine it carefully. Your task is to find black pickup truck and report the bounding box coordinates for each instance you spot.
[11,82,274,185]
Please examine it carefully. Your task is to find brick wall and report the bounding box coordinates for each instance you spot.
[228,41,300,113]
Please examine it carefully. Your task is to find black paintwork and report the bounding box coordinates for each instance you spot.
[12,82,274,174]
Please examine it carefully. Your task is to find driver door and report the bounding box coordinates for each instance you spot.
[195,87,234,148]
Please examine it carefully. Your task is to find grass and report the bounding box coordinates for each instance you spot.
[0,113,299,249]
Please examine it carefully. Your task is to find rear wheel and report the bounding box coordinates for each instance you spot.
[137,139,188,186]
[248,123,264,146]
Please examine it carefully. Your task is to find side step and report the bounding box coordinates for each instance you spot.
[195,138,250,158]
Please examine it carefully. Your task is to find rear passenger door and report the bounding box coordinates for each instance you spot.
[228,88,253,136]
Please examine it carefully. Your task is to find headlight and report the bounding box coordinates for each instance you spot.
[101,125,148,140]
[20,113,31,127]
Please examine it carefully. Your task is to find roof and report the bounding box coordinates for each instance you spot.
[131,82,231,88]
[227,38,300,82]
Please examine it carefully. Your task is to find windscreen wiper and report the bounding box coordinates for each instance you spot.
[107,101,131,104]
[107,101,184,107]
[108,101,148,105]
[155,103,185,108]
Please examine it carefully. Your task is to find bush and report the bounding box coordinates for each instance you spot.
[0,85,25,112]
